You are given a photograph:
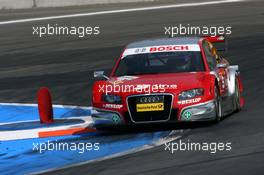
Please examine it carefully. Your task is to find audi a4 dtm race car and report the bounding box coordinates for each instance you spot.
[92,36,244,127]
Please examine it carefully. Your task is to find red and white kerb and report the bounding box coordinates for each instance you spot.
[122,44,200,58]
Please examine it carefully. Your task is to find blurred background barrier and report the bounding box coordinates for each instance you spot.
[0,0,155,9]
[0,0,34,9]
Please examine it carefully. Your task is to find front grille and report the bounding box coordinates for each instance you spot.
[127,94,173,123]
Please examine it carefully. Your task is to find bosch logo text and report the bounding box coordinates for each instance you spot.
[150,45,189,52]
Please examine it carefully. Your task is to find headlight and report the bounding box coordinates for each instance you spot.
[178,88,204,100]
[102,94,122,104]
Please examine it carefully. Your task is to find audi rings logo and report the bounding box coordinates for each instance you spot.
[139,96,161,103]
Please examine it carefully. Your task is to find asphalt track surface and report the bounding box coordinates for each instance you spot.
[0,0,264,174]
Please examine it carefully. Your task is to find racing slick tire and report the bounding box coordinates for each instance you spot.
[233,78,242,112]
[214,85,222,123]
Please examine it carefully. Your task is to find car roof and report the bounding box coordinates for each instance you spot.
[126,37,201,49]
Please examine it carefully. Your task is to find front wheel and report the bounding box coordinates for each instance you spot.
[214,85,222,123]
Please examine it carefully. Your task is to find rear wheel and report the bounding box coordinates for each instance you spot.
[233,78,242,112]
[214,85,222,123]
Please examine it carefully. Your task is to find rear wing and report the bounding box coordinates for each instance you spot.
[204,35,227,55]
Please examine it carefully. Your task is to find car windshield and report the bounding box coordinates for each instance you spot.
[114,51,205,76]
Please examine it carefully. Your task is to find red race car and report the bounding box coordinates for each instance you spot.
[92,36,244,126]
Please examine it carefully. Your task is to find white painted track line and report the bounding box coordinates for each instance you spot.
[0,102,91,110]
[0,103,94,140]
[0,0,244,25]
[0,117,94,141]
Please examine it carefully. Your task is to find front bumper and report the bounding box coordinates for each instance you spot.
[92,100,217,126]
[179,100,216,121]
[92,109,125,126]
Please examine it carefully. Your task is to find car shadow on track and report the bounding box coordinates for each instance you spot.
[94,121,217,136]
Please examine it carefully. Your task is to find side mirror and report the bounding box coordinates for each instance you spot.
[94,71,109,80]
[217,63,228,69]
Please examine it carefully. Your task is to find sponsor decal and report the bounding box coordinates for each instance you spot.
[112,114,121,124]
[134,47,147,54]
[109,79,123,85]
[149,45,189,52]
[178,97,201,105]
[117,76,138,81]
[103,104,123,109]
[136,103,164,112]
[122,44,200,58]
[182,110,192,120]
[109,76,138,85]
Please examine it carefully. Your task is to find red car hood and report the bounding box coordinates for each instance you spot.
[107,72,209,94]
